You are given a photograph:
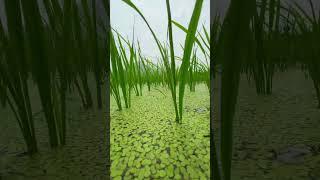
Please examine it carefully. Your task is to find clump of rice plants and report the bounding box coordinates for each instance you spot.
[113,0,207,123]
[0,0,109,154]
[0,0,38,153]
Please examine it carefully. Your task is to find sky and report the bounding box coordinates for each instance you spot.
[110,0,210,63]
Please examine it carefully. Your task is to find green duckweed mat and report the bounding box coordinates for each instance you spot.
[110,84,210,179]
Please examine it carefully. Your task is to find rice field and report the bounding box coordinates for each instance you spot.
[1,0,320,179]
[110,0,210,179]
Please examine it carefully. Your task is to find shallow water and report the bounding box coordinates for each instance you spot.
[110,84,210,179]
